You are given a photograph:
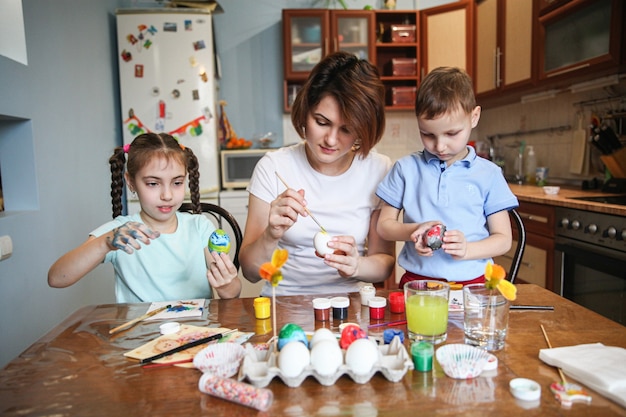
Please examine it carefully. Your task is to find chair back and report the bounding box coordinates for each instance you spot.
[508,208,526,283]
[179,203,243,270]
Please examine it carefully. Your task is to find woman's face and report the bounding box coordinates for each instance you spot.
[126,156,187,227]
[304,95,358,175]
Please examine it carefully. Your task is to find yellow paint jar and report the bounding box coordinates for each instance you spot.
[254,297,271,319]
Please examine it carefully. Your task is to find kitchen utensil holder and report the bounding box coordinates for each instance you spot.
[600,147,626,179]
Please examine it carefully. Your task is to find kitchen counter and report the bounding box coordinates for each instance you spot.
[509,184,626,216]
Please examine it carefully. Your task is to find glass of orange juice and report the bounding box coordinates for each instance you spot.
[404,280,450,344]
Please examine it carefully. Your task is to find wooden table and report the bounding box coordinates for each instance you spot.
[1,284,625,416]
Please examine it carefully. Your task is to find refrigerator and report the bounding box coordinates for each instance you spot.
[115,9,219,213]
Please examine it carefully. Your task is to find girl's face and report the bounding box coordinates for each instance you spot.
[418,105,481,166]
[126,156,187,230]
[303,95,358,175]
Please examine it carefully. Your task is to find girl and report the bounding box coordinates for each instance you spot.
[48,133,241,302]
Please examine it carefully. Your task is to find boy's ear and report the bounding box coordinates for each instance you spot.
[471,106,481,128]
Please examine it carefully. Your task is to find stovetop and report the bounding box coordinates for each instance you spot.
[555,206,626,253]
[570,194,626,207]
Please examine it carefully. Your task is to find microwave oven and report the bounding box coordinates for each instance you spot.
[220,148,275,189]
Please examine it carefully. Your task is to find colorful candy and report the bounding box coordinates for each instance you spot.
[198,373,273,411]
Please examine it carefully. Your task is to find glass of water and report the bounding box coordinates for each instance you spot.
[463,283,510,351]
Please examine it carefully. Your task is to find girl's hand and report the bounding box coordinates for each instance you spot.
[321,235,359,278]
[411,220,442,257]
[107,221,160,254]
[441,229,467,260]
[207,251,238,289]
[267,188,308,240]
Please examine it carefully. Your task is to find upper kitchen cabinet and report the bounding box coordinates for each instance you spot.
[536,0,625,85]
[420,1,473,77]
[374,11,420,111]
[474,0,534,99]
[282,9,375,111]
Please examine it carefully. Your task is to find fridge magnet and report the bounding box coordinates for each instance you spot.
[155,118,165,132]
[189,56,198,67]
[163,22,177,32]
[158,100,166,118]
[192,89,199,100]
[120,50,132,62]
[203,106,213,121]
[151,87,160,96]
[137,24,147,32]
[143,39,152,50]
[126,34,138,45]
[134,64,144,78]
[176,79,185,84]
[193,40,206,51]
[185,19,192,31]
[147,25,157,35]
[171,89,180,99]
[199,71,208,83]
[137,32,144,41]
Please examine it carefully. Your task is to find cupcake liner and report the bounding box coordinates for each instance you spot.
[194,343,246,378]
[435,344,490,379]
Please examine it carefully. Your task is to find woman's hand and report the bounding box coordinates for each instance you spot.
[321,235,360,278]
[106,221,160,254]
[267,188,308,240]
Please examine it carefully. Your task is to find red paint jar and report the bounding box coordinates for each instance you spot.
[313,298,331,321]
[389,291,405,313]
[369,296,387,320]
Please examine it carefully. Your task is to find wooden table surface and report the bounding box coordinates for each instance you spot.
[1,284,625,416]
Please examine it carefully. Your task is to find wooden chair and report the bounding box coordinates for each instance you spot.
[508,208,526,283]
[179,202,243,270]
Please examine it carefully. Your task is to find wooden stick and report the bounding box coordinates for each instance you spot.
[540,324,568,385]
[109,304,171,335]
[275,171,327,233]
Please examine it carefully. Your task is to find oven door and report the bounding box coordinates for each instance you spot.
[555,237,626,324]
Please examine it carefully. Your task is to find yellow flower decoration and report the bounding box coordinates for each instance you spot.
[259,248,288,287]
[484,262,517,301]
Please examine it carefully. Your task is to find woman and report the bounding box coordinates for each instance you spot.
[239,51,395,296]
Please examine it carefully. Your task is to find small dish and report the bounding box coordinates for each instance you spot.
[510,378,541,401]
[193,343,246,377]
[543,186,560,195]
[435,344,490,379]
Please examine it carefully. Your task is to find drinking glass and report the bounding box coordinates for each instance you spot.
[463,284,510,351]
[404,280,450,344]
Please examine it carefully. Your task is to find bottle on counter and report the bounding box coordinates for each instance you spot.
[525,146,537,185]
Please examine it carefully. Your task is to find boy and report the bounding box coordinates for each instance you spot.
[376,67,518,288]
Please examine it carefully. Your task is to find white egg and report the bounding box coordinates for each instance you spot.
[278,341,310,378]
[314,231,334,256]
[345,338,379,375]
[310,339,343,376]
[310,328,336,348]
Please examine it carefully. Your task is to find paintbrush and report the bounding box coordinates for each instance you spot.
[368,319,407,329]
[139,329,238,364]
[275,171,327,233]
[109,304,171,335]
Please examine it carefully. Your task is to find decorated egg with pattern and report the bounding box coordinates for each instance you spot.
[424,224,446,250]
[208,229,231,254]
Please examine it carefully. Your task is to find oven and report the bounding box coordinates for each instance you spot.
[554,205,626,324]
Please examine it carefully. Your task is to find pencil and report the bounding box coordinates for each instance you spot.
[275,171,327,233]
[109,304,171,335]
[139,329,238,364]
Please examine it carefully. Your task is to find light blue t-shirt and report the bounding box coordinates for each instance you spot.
[376,146,518,281]
[91,212,215,303]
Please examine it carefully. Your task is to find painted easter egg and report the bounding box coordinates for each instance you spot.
[208,229,231,254]
[277,323,308,351]
[424,224,446,250]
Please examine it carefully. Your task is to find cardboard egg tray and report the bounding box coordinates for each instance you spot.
[238,336,413,388]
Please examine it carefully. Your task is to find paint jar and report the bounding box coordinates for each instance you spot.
[389,291,405,313]
[312,298,331,321]
[369,296,387,320]
[331,296,350,321]
[253,297,271,319]
[411,341,434,372]
[359,285,376,306]
[255,318,272,335]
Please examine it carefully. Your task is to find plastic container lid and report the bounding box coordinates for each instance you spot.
[159,322,180,335]
[313,298,331,309]
[369,296,387,308]
[331,296,350,308]
[510,378,541,401]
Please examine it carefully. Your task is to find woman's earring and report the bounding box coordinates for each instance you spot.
[352,139,362,152]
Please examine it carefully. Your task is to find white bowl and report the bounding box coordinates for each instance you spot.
[542,186,560,195]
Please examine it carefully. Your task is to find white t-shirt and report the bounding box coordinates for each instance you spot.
[91,212,214,303]
[248,143,392,296]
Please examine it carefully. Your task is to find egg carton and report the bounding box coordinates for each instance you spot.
[238,336,413,388]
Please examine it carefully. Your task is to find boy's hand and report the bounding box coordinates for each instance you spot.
[441,229,467,260]
[411,220,442,257]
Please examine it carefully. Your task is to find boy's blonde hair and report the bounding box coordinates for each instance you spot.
[415,67,476,119]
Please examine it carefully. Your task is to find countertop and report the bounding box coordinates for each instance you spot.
[509,184,626,216]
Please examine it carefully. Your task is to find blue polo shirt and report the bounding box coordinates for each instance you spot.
[376,146,518,281]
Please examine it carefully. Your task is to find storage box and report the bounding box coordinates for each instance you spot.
[391,24,416,43]
[391,86,417,106]
[391,58,417,76]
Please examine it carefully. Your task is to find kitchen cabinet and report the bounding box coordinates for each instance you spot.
[282,9,375,112]
[474,0,534,97]
[536,0,625,85]
[374,11,420,111]
[495,201,556,292]
[420,0,472,77]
